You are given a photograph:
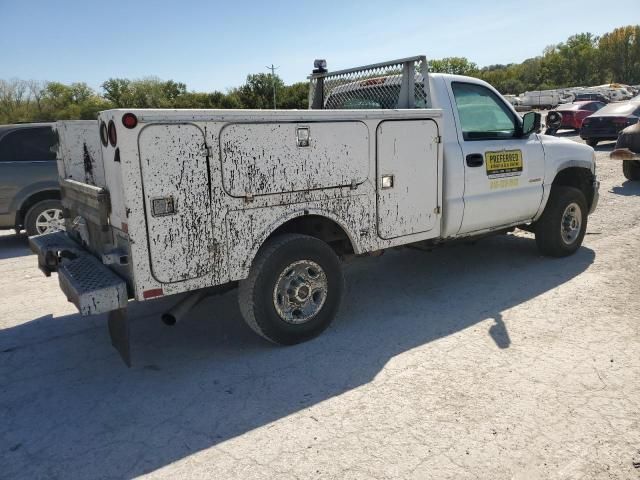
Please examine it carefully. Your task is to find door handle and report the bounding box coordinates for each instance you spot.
[466,153,484,167]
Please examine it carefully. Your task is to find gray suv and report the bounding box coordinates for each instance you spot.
[0,123,64,236]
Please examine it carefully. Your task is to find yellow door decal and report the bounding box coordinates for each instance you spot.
[485,150,523,178]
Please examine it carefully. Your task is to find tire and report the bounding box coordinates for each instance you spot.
[535,186,587,257]
[238,233,344,345]
[24,199,64,236]
[586,139,598,147]
[622,161,640,181]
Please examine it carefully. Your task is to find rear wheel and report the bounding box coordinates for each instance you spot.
[586,139,598,147]
[238,234,344,345]
[24,199,64,236]
[535,186,587,257]
[623,161,640,181]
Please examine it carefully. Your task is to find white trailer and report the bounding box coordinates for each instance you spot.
[31,56,600,365]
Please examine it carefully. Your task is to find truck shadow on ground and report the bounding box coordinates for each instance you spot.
[0,233,31,260]
[0,234,595,479]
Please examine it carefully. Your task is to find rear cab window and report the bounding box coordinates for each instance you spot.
[451,82,518,140]
[0,127,57,162]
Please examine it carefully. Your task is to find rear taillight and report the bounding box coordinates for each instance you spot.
[122,113,138,129]
[99,121,108,147]
[108,120,117,147]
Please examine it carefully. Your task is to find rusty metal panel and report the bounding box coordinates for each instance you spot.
[376,119,440,239]
[220,122,369,197]
[55,121,105,186]
[138,123,216,283]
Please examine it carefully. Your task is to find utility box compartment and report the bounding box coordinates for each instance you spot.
[376,119,439,239]
[138,123,216,283]
[220,121,370,197]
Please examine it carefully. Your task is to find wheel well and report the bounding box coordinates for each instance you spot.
[17,190,61,227]
[266,215,355,256]
[552,167,595,208]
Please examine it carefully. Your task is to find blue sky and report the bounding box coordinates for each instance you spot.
[1,0,638,93]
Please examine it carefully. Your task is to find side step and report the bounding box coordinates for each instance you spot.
[58,254,128,316]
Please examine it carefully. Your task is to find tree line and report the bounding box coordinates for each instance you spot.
[1,25,638,125]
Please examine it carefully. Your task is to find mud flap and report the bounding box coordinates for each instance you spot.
[108,308,131,367]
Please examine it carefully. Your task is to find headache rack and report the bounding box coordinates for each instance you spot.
[308,55,431,110]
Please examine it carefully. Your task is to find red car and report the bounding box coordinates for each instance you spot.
[545,101,606,134]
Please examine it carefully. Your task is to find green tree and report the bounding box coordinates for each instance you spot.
[429,57,478,76]
[599,25,640,83]
[232,73,286,109]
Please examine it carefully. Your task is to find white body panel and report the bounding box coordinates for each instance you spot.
[376,119,439,238]
[220,122,369,196]
[55,121,104,186]
[138,124,216,283]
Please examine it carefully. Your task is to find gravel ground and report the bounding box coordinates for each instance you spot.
[1,134,639,480]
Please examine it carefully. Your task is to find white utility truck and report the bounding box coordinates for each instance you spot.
[31,56,599,366]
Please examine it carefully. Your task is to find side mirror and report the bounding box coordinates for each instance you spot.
[522,112,541,136]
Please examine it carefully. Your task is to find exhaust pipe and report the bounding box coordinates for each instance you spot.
[161,290,208,326]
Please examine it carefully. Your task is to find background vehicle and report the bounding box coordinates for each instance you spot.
[519,90,562,109]
[572,92,609,104]
[0,123,64,236]
[31,56,599,366]
[580,101,640,146]
[611,122,640,180]
[545,101,606,134]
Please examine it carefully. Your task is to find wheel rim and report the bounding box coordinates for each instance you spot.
[273,260,328,324]
[560,202,582,245]
[35,208,65,235]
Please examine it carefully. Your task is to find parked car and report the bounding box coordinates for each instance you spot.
[0,123,64,236]
[580,102,640,147]
[572,92,609,104]
[545,101,606,134]
[519,90,561,109]
[610,122,640,180]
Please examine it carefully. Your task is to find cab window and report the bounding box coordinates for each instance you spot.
[452,82,517,140]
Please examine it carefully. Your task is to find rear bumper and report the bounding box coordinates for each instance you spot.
[29,232,128,315]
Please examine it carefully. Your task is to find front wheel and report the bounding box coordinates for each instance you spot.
[535,186,588,257]
[238,234,344,345]
[623,161,640,181]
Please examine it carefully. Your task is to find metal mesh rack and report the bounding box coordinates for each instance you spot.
[308,55,430,110]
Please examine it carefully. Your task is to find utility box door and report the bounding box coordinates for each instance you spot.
[376,120,439,239]
[138,124,215,283]
[220,122,369,197]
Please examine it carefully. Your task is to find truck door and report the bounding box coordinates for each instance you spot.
[376,119,440,239]
[449,81,545,234]
[139,123,216,283]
